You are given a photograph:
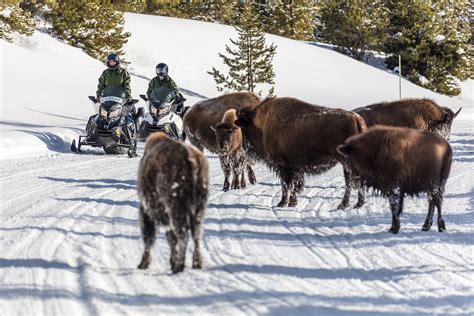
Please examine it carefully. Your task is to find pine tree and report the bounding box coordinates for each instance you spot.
[49,0,131,61]
[384,0,471,95]
[319,0,388,60]
[208,0,277,95]
[0,1,36,43]
[268,0,317,41]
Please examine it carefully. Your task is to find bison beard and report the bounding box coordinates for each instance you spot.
[184,92,259,191]
[137,132,209,273]
[338,126,452,234]
[235,97,367,209]
[353,98,461,140]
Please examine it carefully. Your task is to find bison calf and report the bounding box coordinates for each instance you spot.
[184,92,259,191]
[353,99,461,140]
[338,126,452,234]
[137,132,209,273]
[214,109,254,191]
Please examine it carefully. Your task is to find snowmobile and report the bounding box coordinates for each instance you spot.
[137,87,189,142]
[71,86,143,157]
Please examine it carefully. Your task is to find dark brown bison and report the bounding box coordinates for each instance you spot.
[353,99,461,140]
[337,126,452,234]
[184,92,260,190]
[235,97,367,209]
[137,132,209,273]
[214,108,254,191]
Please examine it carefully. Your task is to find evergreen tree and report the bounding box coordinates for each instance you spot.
[384,0,471,95]
[49,0,131,61]
[268,0,317,41]
[0,1,36,42]
[319,0,388,60]
[208,0,277,95]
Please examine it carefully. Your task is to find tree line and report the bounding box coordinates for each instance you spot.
[1,0,472,96]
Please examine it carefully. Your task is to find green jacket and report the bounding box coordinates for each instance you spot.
[96,67,131,97]
[146,75,179,99]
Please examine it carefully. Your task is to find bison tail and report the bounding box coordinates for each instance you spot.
[353,113,368,134]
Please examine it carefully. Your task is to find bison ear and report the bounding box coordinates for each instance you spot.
[337,144,351,157]
[234,117,249,128]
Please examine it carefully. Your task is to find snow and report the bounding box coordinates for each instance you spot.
[434,34,446,42]
[1,13,474,315]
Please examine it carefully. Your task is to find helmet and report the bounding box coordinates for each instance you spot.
[106,53,120,70]
[156,63,168,80]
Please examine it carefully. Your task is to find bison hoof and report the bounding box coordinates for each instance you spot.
[171,263,185,274]
[222,187,229,192]
[249,175,257,185]
[277,201,289,208]
[422,219,432,231]
[192,260,203,270]
[137,255,151,270]
[354,201,365,209]
[337,202,349,210]
[438,219,446,232]
[389,226,400,234]
[289,200,298,207]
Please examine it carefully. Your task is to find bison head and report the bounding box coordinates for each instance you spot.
[234,107,254,129]
[214,122,241,155]
[433,107,462,140]
[337,136,371,177]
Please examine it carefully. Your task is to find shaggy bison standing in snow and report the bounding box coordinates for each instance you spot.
[337,126,452,234]
[184,92,260,191]
[235,97,367,209]
[214,109,253,191]
[137,132,209,273]
[353,99,461,140]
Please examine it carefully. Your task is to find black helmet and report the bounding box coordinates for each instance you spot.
[106,53,120,70]
[156,63,168,80]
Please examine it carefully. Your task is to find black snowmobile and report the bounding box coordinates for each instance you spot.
[137,87,188,142]
[71,86,143,157]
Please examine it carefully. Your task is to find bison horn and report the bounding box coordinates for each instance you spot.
[454,107,462,118]
[210,125,216,133]
[337,144,351,157]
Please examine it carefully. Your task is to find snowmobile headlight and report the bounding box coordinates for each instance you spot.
[158,105,170,116]
[150,105,158,114]
[109,109,121,118]
[100,108,108,117]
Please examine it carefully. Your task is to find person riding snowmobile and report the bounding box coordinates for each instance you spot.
[146,63,185,115]
[96,53,131,102]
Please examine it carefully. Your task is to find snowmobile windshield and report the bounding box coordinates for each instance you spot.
[100,86,126,110]
[150,87,175,106]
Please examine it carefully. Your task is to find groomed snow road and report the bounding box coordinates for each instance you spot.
[1,121,473,315]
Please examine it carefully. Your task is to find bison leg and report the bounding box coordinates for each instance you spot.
[167,207,190,274]
[388,190,402,234]
[219,155,231,191]
[247,164,257,185]
[240,170,247,189]
[231,168,241,190]
[435,193,446,233]
[190,213,204,269]
[337,167,352,210]
[289,174,305,207]
[138,205,157,270]
[277,169,295,207]
[353,177,365,208]
[422,194,435,232]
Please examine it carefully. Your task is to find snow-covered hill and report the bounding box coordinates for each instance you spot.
[1,13,473,315]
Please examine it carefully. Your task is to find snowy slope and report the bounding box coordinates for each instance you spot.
[1,13,474,315]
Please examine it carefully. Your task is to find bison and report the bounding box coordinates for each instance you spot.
[213,109,252,191]
[337,126,452,234]
[137,132,209,273]
[353,99,461,140]
[235,97,367,209]
[184,92,260,190]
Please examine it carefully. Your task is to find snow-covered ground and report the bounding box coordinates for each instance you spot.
[1,13,473,315]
